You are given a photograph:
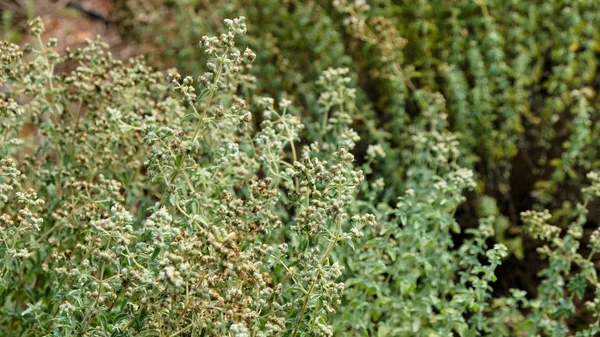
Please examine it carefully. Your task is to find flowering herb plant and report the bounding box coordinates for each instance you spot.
[2,4,600,336]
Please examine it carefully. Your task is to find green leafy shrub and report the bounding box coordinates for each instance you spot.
[0,17,372,336]
[3,2,600,336]
[112,0,600,221]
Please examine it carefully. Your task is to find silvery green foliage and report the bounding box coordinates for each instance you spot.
[4,4,600,337]
[0,17,369,336]
[331,0,600,211]
[505,173,600,337]
[113,0,600,208]
[332,98,508,336]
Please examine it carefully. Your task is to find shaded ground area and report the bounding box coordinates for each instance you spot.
[1,0,135,59]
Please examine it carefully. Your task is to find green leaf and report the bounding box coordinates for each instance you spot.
[151,246,161,261]
[342,235,355,250]
[378,324,390,337]
[181,112,197,123]
[568,275,586,300]
[168,193,178,206]
[455,322,468,337]
[54,103,64,115]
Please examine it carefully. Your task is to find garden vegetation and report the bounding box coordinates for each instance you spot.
[2,1,600,336]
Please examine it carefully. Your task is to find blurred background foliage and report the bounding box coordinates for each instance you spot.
[106,0,600,256]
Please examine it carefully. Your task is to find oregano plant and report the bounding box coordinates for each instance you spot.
[3,5,600,337]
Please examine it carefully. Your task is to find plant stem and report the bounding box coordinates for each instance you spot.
[291,210,343,337]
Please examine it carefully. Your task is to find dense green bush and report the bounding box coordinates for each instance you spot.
[113,0,600,222]
[2,0,600,335]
